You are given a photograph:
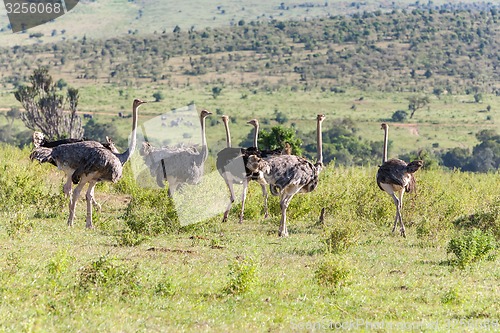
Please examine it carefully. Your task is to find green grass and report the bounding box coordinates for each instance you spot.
[2,85,498,156]
[0,144,499,331]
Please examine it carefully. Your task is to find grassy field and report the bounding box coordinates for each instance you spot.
[0,144,499,331]
[1,84,498,157]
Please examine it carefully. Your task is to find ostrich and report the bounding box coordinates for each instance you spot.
[216,116,287,223]
[30,132,119,208]
[140,109,212,197]
[246,114,326,237]
[376,123,423,237]
[30,98,147,228]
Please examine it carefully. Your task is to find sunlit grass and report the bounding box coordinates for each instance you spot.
[0,144,498,331]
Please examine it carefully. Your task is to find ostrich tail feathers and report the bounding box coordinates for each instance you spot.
[29,147,53,163]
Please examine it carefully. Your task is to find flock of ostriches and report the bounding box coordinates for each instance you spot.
[30,99,423,238]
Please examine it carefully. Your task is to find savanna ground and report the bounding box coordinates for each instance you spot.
[0,143,499,332]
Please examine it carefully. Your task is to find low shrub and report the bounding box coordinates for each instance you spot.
[78,255,141,298]
[453,202,500,240]
[446,229,497,268]
[314,256,351,289]
[223,256,258,295]
[323,222,359,254]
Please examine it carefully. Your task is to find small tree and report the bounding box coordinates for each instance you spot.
[4,108,20,128]
[407,95,430,119]
[212,86,223,99]
[474,93,483,103]
[14,67,83,140]
[391,110,408,122]
[257,125,302,155]
[153,91,164,102]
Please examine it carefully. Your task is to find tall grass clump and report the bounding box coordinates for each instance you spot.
[0,145,65,212]
[314,255,351,290]
[453,200,500,240]
[78,255,141,299]
[122,187,179,236]
[323,221,359,254]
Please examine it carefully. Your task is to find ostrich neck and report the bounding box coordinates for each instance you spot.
[223,120,232,148]
[199,115,208,164]
[383,126,388,163]
[118,103,139,165]
[252,122,259,148]
[316,119,323,166]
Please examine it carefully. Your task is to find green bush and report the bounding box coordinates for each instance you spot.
[446,229,497,268]
[223,257,258,295]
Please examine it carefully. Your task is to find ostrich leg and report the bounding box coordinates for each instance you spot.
[68,181,86,227]
[239,180,249,223]
[397,190,406,237]
[85,181,98,229]
[260,183,269,218]
[223,179,236,222]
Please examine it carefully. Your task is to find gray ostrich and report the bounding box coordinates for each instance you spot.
[30,132,118,208]
[30,99,147,228]
[246,114,326,237]
[376,123,423,237]
[140,109,212,197]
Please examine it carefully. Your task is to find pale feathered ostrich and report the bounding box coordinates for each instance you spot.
[30,99,147,228]
[140,109,212,197]
[376,123,423,237]
[30,132,119,208]
[246,114,326,237]
[216,116,288,223]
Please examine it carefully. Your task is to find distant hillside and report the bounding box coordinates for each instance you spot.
[0,3,498,94]
[0,0,488,46]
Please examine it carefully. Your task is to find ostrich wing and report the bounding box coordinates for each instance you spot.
[376,159,410,190]
[262,155,319,192]
[71,148,122,184]
[30,147,56,165]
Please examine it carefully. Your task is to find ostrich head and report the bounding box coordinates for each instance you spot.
[247,119,259,127]
[381,123,388,130]
[221,115,229,124]
[104,136,120,154]
[407,160,424,173]
[139,142,153,157]
[133,98,147,108]
[200,109,212,119]
[32,131,45,148]
[246,155,270,174]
